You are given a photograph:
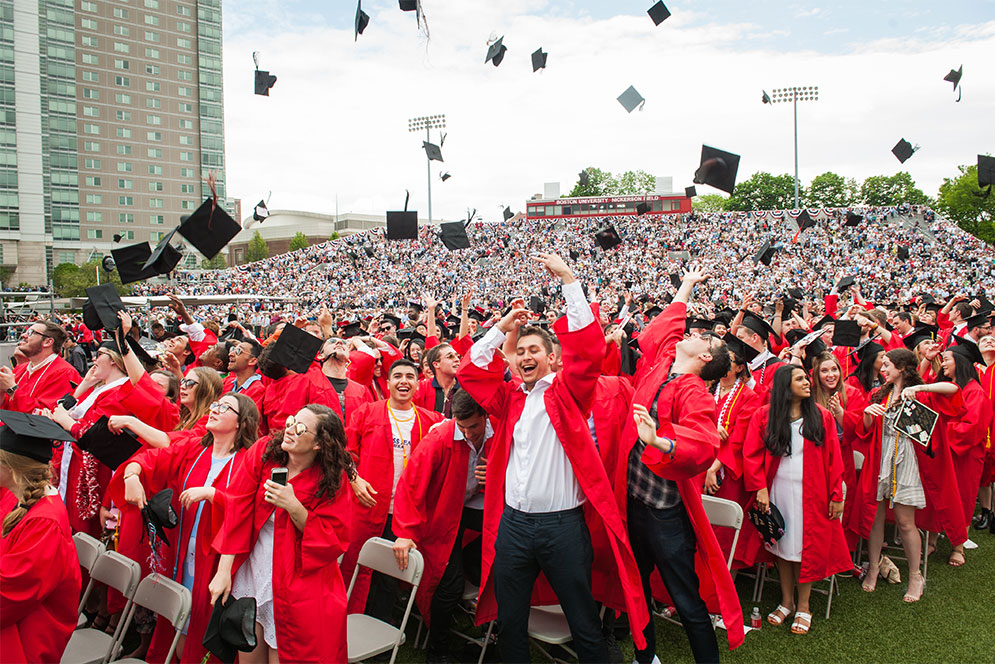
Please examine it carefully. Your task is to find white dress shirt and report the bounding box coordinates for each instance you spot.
[470,280,593,513]
[455,420,493,509]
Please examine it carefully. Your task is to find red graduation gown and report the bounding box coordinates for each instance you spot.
[213,438,352,663]
[258,365,342,437]
[392,419,486,627]
[341,400,442,613]
[615,301,744,650]
[847,387,968,546]
[457,314,651,650]
[222,372,268,403]
[981,364,995,485]
[0,495,82,664]
[741,406,853,584]
[947,381,992,524]
[750,357,785,404]
[348,344,403,402]
[0,356,81,414]
[413,376,445,413]
[837,383,868,550]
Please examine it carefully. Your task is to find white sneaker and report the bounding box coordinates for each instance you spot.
[963,538,978,550]
[631,657,662,664]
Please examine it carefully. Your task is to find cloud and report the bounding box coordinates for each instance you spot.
[220,2,995,221]
[795,7,823,17]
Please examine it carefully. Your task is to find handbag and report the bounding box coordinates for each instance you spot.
[748,502,785,546]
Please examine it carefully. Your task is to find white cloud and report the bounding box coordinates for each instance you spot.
[220,2,995,220]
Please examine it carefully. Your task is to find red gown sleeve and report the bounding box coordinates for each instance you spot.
[637,302,686,365]
[822,408,845,503]
[602,343,621,377]
[451,335,472,357]
[0,518,72,627]
[552,313,606,415]
[824,294,838,319]
[297,475,352,574]
[347,350,376,388]
[213,440,265,556]
[456,352,514,419]
[424,335,440,351]
[742,408,770,493]
[640,377,720,479]
[392,428,445,541]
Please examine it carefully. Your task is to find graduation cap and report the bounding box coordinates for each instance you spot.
[761,90,772,105]
[139,228,184,276]
[786,287,803,300]
[355,0,369,40]
[594,225,622,250]
[339,321,364,339]
[836,275,856,290]
[440,172,451,182]
[617,85,645,113]
[568,248,580,261]
[101,255,116,273]
[669,273,682,289]
[203,597,257,664]
[178,198,241,259]
[854,340,885,363]
[693,145,740,195]
[252,200,269,223]
[111,242,157,284]
[502,206,513,221]
[399,0,417,10]
[949,337,983,365]
[740,313,776,341]
[645,305,663,319]
[647,0,671,25]
[964,310,994,329]
[85,283,125,331]
[978,155,994,198]
[753,240,775,266]
[943,65,962,90]
[897,245,909,260]
[902,324,939,350]
[397,328,426,343]
[831,320,861,347]
[386,211,418,240]
[685,317,712,332]
[813,314,835,330]
[0,410,76,464]
[381,313,402,328]
[531,48,547,72]
[845,211,863,227]
[76,414,142,469]
[142,488,178,548]
[439,222,470,251]
[795,210,816,232]
[422,141,443,162]
[891,138,918,164]
[636,202,651,216]
[362,245,375,258]
[529,296,546,315]
[723,335,760,364]
[579,170,590,187]
[485,37,507,67]
[253,69,277,96]
[467,308,487,323]
[268,324,323,374]
[685,186,697,198]
[112,234,123,243]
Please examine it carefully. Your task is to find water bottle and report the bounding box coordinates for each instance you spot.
[660,605,676,618]
[750,607,762,630]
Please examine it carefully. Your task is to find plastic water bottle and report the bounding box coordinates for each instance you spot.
[750,607,762,630]
[660,605,676,618]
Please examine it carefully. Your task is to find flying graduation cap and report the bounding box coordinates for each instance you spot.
[112,242,161,284]
[485,37,507,67]
[636,202,650,216]
[142,227,183,275]
[252,52,276,96]
[845,210,863,227]
[617,85,645,113]
[594,225,622,250]
[440,172,451,182]
[502,206,514,221]
[892,138,919,164]
[685,186,697,198]
[977,154,994,198]
[579,170,590,186]
[693,145,740,195]
[355,0,370,40]
[761,90,772,105]
[386,212,418,240]
[647,1,671,25]
[178,197,241,259]
[252,200,269,224]
[942,65,962,102]
[422,141,444,162]
[399,0,417,10]
[753,239,775,266]
[531,48,547,72]
[439,222,470,251]
[269,324,324,374]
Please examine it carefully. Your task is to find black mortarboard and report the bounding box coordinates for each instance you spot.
[269,325,323,374]
[669,273,682,289]
[112,242,158,284]
[647,1,671,25]
[254,69,276,96]
[949,337,983,365]
[693,145,740,195]
[529,296,546,315]
[142,488,178,547]
[636,202,650,216]
[178,198,241,259]
[845,211,863,227]
[978,155,995,188]
[644,305,663,319]
[579,170,590,187]
[101,255,116,273]
[407,300,424,314]
[892,138,917,164]
[467,308,486,323]
[399,0,417,10]
[831,320,861,347]
[203,597,257,664]
[813,315,835,330]
[902,324,939,350]
[740,313,776,341]
[753,240,775,266]
[252,200,269,223]
[795,210,816,232]
[382,312,403,327]
[685,186,697,198]
[897,245,910,260]
[686,317,712,332]
[531,48,547,72]
[440,172,451,182]
[439,222,470,251]
[569,248,580,261]
[836,275,856,290]
[502,206,514,221]
[142,227,184,275]
[787,288,803,300]
[964,310,994,329]
[0,410,76,464]
[943,65,962,90]
[422,141,443,162]
[855,340,885,363]
[485,37,507,67]
[340,321,364,339]
[386,211,418,240]
[85,283,124,331]
[723,335,760,364]
[397,328,426,343]
[76,415,142,470]
[355,0,369,40]
[445,314,461,328]
[594,225,622,250]
[617,85,645,113]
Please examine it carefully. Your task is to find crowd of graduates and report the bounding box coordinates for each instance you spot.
[1,205,993,664]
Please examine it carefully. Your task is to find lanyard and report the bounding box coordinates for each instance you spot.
[387,404,422,469]
[172,447,235,579]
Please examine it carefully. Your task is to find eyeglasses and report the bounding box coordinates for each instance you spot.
[285,415,309,436]
[209,401,239,415]
[180,378,199,388]
[231,346,245,356]
[23,329,52,340]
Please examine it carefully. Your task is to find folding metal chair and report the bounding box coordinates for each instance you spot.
[111,574,192,664]
[72,533,106,629]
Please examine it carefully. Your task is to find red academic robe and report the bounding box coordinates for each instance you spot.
[0,355,81,414]
[836,383,868,549]
[0,495,82,664]
[750,357,785,404]
[741,406,853,584]
[847,387,968,546]
[109,432,247,664]
[457,313,651,650]
[341,400,442,613]
[222,372,268,403]
[258,365,342,437]
[602,342,622,377]
[451,335,473,358]
[614,301,744,650]
[188,327,220,369]
[947,381,992,524]
[213,438,352,663]
[348,344,403,402]
[413,376,446,413]
[392,419,487,627]
[981,364,995,485]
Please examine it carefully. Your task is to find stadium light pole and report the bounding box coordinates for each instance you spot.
[762,86,818,209]
[408,114,446,223]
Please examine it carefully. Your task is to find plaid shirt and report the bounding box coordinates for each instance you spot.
[627,374,682,509]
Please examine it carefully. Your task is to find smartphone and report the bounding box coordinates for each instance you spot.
[271,467,288,486]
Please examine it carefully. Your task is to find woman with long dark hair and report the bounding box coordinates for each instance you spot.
[208,404,355,663]
[848,348,964,602]
[743,365,850,635]
[846,341,885,399]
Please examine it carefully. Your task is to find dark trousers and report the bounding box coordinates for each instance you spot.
[627,496,719,664]
[427,507,483,654]
[493,506,607,664]
[366,514,398,623]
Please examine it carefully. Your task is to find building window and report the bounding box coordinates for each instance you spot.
[148,148,163,159]
[176,5,191,16]
[149,198,163,208]
[80,18,97,29]
[144,31,160,42]
[180,183,195,194]
[114,42,129,53]
[176,21,191,32]
[81,1,97,11]
[118,179,133,189]
[178,86,192,97]
[82,71,98,82]
[148,164,162,174]
[116,110,132,121]
[119,215,134,225]
[83,141,100,151]
[86,211,102,222]
[82,88,98,99]
[116,145,132,155]
[82,53,98,64]
[180,168,195,177]
[118,196,133,206]
[113,25,129,37]
[87,229,103,239]
[115,76,130,86]
[81,36,98,47]
[150,230,164,241]
[146,98,160,108]
[116,127,132,138]
[117,162,133,172]
[85,176,101,186]
[83,123,100,135]
[146,64,160,75]
[178,119,194,129]
[150,216,164,227]
[176,38,192,48]
[115,94,131,104]
[144,15,160,26]
[179,152,193,162]
[115,59,129,70]
[84,158,100,168]
[146,115,162,126]
[177,54,192,65]
[113,7,129,18]
[85,194,102,204]
[149,181,163,192]
[145,0,159,7]
[83,106,99,117]
[145,48,160,59]
[177,70,192,82]
[180,199,196,209]
[178,103,192,113]
[147,132,162,143]
[179,136,193,145]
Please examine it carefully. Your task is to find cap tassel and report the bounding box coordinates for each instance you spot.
[205,172,219,229]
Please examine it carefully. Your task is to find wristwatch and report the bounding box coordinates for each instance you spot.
[5,385,16,395]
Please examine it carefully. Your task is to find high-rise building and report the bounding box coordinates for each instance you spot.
[2,0,228,286]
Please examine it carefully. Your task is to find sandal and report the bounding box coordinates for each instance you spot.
[790,611,812,635]
[767,604,793,626]
[903,573,926,602]
[862,564,879,592]
[947,550,966,567]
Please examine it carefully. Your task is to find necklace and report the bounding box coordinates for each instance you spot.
[883,391,902,504]
[387,402,421,468]
[715,379,743,430]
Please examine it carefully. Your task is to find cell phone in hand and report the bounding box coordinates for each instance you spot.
[270,467,288,486]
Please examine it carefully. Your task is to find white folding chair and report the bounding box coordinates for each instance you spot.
[346,537,424,664]
[111,574,192,664]
[528,605,578,663]
[60,551,141,664]
[73,533,106,629]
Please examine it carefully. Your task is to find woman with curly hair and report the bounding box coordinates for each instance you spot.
[209,404,355,663]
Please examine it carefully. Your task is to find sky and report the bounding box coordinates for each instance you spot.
[220,0,995,222]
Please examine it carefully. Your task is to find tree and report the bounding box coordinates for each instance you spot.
[935,163,995,244]
[247,231,269,262]
[329,231,340,241]
[859,172,929,207]
[567,168,655,197]
[201,254,227,270]
[53,260,129,298]
[288,232,310,252]
[724,172,799,211]
[568,167,613,197]
[613,170,656,195]
[805,172,851,207]
[692,194,726,213]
